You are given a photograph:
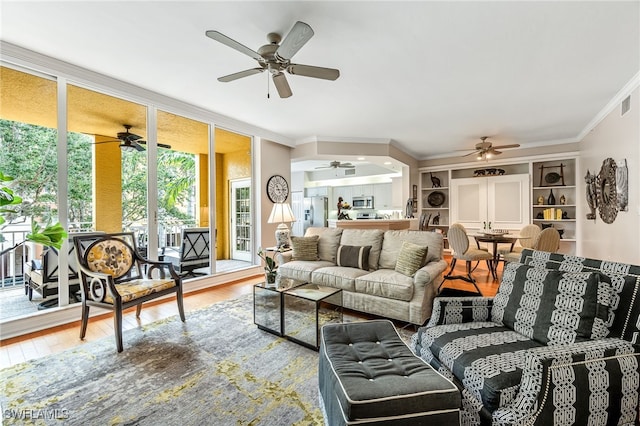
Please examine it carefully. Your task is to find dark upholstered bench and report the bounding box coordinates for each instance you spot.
[319,320,460,425]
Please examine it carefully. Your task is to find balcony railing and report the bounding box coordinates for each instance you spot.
[0,220,199,288]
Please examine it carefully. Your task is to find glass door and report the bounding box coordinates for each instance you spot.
[230,178,251,261]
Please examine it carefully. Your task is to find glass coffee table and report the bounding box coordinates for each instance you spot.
[253,279,343,350]
[282,283,343,350]
[253,277,304,336]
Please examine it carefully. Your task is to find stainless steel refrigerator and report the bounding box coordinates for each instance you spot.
[303,196,328,232]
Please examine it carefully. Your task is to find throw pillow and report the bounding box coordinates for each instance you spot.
[336,245,372,270]
[291,235,319,261]
[395,241,428,277]
[492,262,611,345]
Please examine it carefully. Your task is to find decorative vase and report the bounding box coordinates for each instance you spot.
[265,271,277,287]
[547,189,556,205]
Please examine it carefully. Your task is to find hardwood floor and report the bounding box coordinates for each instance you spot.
[0,255,501,368]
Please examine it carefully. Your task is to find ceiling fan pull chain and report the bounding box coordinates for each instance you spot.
[267,73,270,99]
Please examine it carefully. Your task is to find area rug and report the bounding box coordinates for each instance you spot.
[1,295,328,425]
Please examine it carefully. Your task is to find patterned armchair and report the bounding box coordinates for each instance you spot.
[411,249,640,425]
[24,232,105,306]
[74,232,185,352]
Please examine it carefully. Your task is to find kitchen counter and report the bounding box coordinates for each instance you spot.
[327,219,411,230]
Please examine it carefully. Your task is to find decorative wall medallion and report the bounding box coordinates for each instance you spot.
[616,158,628,212]
[596,158,618,224]
[584,170,598,220]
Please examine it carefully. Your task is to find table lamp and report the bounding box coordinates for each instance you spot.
[267,202,296,249]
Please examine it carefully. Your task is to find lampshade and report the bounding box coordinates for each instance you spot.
[267,203,295,224]
[267,203,296,248]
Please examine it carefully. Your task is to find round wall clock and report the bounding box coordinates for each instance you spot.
[266,175,289,203]
[596,158,618,224]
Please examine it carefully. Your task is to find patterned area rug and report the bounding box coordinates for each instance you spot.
[1,295,328,425]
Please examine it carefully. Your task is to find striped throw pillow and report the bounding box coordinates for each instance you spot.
[395,241,428,277]
[291,235,319,261]
[337,245,372,270]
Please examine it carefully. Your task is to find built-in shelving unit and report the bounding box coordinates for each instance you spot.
[420,154,579,255]
[531,158,577,253]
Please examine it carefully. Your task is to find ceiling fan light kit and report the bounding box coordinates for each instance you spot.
[461,136,520,161]
[206,21,340,98]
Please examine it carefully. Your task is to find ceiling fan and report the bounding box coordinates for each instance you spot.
[94,125,171,151]
[461,136,520,160]
[315,160,355,169]
[205,21,340,98]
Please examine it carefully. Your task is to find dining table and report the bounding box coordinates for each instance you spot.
[470,232,530,280]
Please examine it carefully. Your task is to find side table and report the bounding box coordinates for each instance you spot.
[283,283,343,350]
[253,277,302,336]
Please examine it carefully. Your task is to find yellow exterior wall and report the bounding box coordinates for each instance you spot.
[215,149,251,259]
[215,153,226,258]
[196,154,209,227]
[93,135,122,232]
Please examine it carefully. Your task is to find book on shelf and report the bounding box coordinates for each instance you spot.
[542,208,563,220]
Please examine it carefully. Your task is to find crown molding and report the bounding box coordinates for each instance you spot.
[577,70,640,141]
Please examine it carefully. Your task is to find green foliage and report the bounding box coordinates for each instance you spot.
[257,247,278,273]
[0,170,67,249]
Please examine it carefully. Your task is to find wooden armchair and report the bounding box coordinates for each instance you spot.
[73,232,185,352]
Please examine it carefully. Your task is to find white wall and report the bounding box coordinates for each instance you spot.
[578,86,640,264]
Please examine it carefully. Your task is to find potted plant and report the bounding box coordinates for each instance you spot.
[258,247,278,286]
[0,171,67,250]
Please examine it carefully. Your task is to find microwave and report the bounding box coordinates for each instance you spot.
[352,196,374,209]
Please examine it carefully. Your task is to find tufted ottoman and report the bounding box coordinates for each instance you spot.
[319,320,460,425]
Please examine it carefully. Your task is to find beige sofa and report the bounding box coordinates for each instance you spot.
[276,227,447,325]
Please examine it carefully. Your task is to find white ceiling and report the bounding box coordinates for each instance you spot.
[1,1,638,161]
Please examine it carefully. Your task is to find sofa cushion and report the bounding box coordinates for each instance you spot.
[379,230,444,269]
[304,227,343,263]
[492,262,611,345]
[355,269,414,302]
[395,241,428,277]
[291,235,319,261]
[340,229,384,271]
[519,249,640,344]
[278,260,334,283]
[412,321,544,413]
[311,266,370,292]
[336,245,371,270]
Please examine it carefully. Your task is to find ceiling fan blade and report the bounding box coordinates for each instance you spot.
[491,144,520,149]
[338,163,355,168]
[132,142,145,152]
[287,64,340,81]
[272,73,292,98]
[117,132,142,142]
[275,21,314,61]
[138,140,173,150]
[462,150,481,157]
[218,67,265,83]
[205,30,263,62]
[490,150,502,155]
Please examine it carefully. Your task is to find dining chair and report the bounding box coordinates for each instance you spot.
[438,223,494,294]
[502,227,560,263]
[498,224,541,263]
[74,232,185,352]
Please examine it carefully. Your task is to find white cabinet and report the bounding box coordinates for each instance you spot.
[373,183,392,209]
[334,186,353,206]
[305,186,330,198]
[451,174,530,232]
[350,184,373,197]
